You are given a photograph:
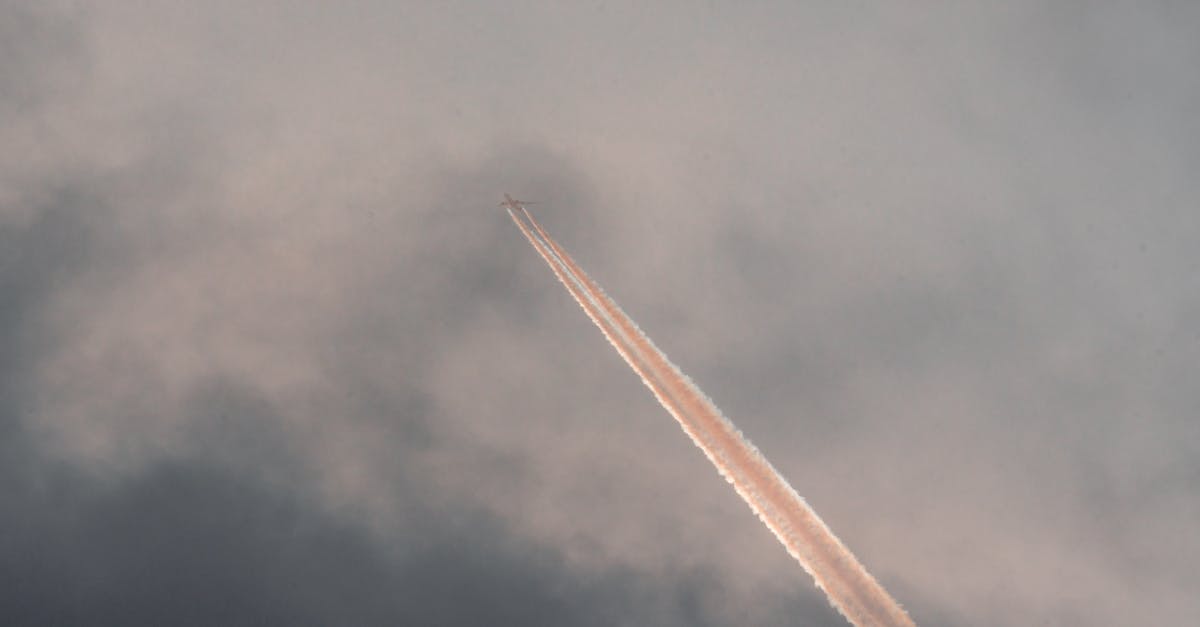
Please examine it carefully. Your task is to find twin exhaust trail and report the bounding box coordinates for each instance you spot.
[505,204,915,627]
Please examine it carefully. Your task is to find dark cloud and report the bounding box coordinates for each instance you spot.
[1,455,848,626]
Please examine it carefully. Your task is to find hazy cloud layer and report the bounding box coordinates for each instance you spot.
[2,2,1198,625]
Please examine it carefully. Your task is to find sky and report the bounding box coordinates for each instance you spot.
[2,2,1198,625]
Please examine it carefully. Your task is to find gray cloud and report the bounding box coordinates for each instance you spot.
[4,450,837,626]
[3,2,1199,625]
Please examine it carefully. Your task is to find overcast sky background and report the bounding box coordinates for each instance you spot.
[3,2,1198,625]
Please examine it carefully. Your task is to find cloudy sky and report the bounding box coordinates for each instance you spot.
[3,2,1198,625]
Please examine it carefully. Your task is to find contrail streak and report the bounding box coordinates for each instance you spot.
[506,206,915,627]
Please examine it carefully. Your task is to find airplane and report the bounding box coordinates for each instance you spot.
[499,194,536,211]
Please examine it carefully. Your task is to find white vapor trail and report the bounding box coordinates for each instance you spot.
[506,205,915,627]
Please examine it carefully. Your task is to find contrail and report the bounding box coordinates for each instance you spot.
[504,206,667,402]
[506,205,915,627]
